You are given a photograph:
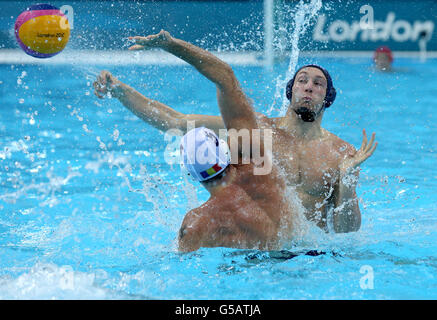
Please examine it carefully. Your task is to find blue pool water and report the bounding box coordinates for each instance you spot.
[0,57,436,299]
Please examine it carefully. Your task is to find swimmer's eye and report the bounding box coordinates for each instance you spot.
[314,81,326,88]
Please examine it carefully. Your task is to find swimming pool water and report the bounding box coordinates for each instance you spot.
[0,57,436,299]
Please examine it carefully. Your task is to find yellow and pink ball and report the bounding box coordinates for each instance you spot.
[15,4,70,58]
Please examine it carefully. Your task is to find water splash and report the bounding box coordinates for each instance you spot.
[0,163,81,207]
[267,0,323,117]
[0,263,125,299]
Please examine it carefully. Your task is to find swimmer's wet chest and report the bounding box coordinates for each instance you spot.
[272,132,340,193]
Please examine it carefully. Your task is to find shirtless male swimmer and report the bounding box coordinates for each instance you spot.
[177,124,293,252]
[93,30,377,234]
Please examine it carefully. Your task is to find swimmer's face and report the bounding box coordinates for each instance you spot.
[291,67,327,112]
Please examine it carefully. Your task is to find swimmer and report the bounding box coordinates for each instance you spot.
[373,46,393,72]
[177,127,293,252]
[94,30,377,233]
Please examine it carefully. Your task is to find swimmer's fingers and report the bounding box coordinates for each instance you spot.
[357,140,378,165]
[96,71,110,87]
[128,44,145,51]
[101,71,115,84]
[366,141,378,159]
[93,83,101,98]
[128,31,171,49]
[93,81,105,99]
[364,132,376,154]
[93,71,115,98]
[94,89,104,99]
[359,129,368,152]
[128,35,149,42]
[128,35,155,48]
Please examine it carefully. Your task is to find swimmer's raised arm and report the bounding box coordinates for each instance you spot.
[333,129,378,233]
[128,30,258,131]
[93,70,225,134]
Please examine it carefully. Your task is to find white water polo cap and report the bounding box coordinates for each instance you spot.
[180,127,231,181]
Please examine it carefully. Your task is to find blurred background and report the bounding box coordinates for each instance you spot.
[1,0,435,63]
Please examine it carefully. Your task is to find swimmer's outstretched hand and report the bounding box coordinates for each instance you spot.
[93,70,123,99]
[340,129,378,176]
[128,30,173,51]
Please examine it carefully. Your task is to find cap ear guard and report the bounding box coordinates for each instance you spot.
[323,86,336,108]
[286,78,294,101]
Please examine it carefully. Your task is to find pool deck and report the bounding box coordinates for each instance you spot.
[1,49,436,65]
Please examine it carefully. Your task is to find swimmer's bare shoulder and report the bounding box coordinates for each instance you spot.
[322,129,357,159]
[178,197,237,252]
[178,206,208,252]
